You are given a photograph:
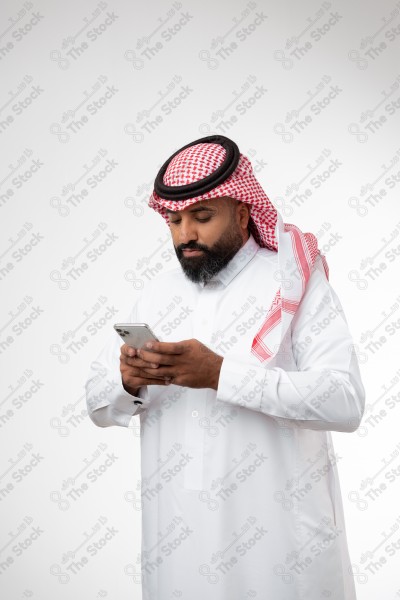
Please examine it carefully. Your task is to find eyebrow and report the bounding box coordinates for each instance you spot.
[165,206,216,215]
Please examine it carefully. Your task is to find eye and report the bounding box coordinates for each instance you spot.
[170,217,211,225]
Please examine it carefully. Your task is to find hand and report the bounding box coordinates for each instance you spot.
[120,343,173,395]
[135,338,224,390]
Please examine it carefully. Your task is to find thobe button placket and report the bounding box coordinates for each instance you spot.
[183,282,221,490]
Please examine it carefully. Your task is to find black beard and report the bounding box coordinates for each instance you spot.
[174,224,244,285]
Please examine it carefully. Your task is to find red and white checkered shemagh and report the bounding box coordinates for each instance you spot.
[149,142,329,364]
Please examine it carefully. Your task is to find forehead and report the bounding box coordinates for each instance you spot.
[165,199,221,215]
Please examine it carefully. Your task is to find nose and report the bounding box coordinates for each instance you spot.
[177,220,199,246]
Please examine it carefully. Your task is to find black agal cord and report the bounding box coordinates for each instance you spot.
[154,135,240,201]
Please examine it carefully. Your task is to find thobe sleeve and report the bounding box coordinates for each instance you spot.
[85,295,150,428]
[216,257,366,433]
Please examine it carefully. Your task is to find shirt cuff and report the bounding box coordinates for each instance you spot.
[216,354,266,410]
[87,372,150,415]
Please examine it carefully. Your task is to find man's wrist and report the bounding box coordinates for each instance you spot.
[122,381,140,397]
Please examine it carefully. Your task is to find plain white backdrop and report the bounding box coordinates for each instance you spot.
[1,0,399,598]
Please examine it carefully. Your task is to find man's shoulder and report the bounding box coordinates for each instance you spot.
[291,254,334,324]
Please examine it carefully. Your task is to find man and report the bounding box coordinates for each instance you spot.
[86,135,365,599]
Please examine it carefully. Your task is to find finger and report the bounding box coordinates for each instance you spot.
[122,366,166,380]
[121,361,169,380]
[136,348,176,366]
[140,340,187,357]
[141,366,172,377]
[120,344,136,358]
[121,355,160,369]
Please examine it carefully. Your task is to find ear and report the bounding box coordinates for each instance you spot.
[238,202,250,226]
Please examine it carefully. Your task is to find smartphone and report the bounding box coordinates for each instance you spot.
[114,323,159,349]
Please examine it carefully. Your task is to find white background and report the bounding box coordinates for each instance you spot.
[1,0,400,598]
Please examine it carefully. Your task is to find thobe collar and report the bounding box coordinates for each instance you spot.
[197,232,260,289]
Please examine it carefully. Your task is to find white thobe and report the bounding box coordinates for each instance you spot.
[86,232,365,600]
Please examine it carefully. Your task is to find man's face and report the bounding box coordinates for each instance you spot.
[166,197,250,285]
